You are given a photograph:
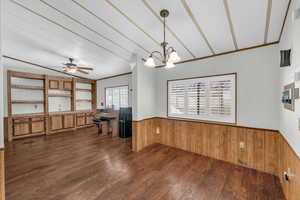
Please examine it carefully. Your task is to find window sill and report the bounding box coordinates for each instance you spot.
[166,116,237,126]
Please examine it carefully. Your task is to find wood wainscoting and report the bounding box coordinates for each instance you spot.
[132,118,160,152]
[277,133,300,200]
[132,117,300,200]
[0,149,4,200]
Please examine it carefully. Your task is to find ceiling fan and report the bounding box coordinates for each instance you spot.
[62,58,94,74]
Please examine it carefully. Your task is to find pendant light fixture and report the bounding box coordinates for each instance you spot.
[143,9,180,68]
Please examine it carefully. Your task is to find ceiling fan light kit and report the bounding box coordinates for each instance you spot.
[143,9,181,68]
[62,58,94,74]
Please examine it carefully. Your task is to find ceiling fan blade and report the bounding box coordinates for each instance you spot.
[77,69,89,74]
[77,67,94,70]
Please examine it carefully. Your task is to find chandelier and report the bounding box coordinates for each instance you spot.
[143,9,180,68]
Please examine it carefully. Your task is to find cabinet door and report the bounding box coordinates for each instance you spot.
[64,114,75,128]
[31,121,45,133]
[76,114,86,126]
[50,115,63,131]
[49,80,59,89]
[14,123,30,136]
[63,81,72,90]
[86,113,94,125]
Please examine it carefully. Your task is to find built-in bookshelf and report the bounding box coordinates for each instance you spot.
[9,73,45,115]
[7,70,97,141]
[75,81,93,111]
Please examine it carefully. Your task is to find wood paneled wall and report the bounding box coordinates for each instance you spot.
[277,133,300,200]
[0,149,4,200]
[132,118,160,152]
[132,117,300,200]
[134,118,279,174]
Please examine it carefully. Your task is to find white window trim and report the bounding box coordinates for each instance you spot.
[167,73,237,124]
[105,85,129,110]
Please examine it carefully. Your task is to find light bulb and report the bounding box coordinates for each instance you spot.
[168,50,180,63]
[144,56,156,67]
[68,67,77,73]
[165,61,175,69]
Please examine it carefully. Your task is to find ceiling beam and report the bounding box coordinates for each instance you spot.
[142,0,196,58]
[155,41,278,68]
[223,0,239,50]
[264,0,273,43]
[181,0,215,55]
[97,72,132,81]
[104,0,160,47]
[71,0,152,55]
[39,0,132,55]
[279,0,292,42]
[3,55,93,80]
[10,0,129,62]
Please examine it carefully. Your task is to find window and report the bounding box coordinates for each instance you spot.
[168,73,236,123]
[105,86,129,110]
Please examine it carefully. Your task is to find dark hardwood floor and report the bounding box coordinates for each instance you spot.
[5,127,285,200]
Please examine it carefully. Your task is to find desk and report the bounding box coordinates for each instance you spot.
[95,112,119,137]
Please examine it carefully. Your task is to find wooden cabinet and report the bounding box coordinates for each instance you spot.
[63,114,75,128]
[12,116,46,138]
[14,122,30,136]
[50,115,63,131]
[31,121,44,133]
[86,113,94,125]
[49,80,59,89]
[31,119,45,133]
[63,81,72,90]
[76,112,95,127]
[48,79,72,91]
[7,70,97,141]
[76,114,86,127]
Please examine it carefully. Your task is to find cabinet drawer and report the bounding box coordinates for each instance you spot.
[14,118,30,123]
[32,121,45,133]
[77,113,85,117]
[14,123,30,136]
[32,117,44,122]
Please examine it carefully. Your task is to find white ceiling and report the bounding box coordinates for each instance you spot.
[3,0,290,79]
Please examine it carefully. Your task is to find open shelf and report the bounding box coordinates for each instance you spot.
[76,88,92,92]
[11,84,44,90]
[12,100,44,104]
[76,99,92,102]
[48,94,72,98]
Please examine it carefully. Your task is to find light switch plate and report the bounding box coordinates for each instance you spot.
[239,142,245,149]
[156,127,160,134]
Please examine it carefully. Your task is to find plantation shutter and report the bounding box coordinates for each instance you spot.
[168,74,236,123]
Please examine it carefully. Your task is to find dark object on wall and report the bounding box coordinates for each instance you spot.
[282,83,297,111]
[282,89,292,104]
[280,49,291,67]
[119,107,132,138]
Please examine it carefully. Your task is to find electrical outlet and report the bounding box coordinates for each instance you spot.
[239,142,245,149]
[156,127,160,135]
[284,168,295,181]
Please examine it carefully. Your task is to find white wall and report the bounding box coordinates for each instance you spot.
[132,56,156,121]
[279,0,300,157]
[156,45,280,130]
[0,0,4,148]
[96,74,132,109]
